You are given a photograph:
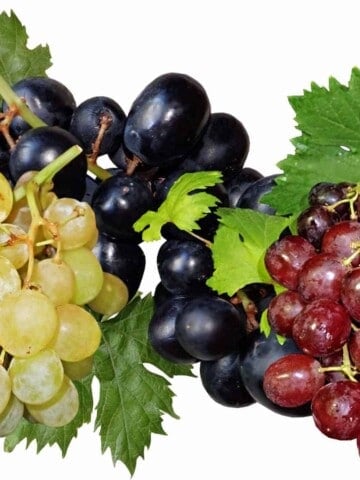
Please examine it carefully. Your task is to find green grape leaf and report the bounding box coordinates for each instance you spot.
[134,171,223,241]
[0,10,52,85]
[207,208,290,296]
[93,294,193,475]
[264,67,360,218]
[3,375,93,456]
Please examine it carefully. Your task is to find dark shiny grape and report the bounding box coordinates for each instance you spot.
[341,268,360,323]
[200,352,255,407]
[153,282,173,309]
[309,181,354,217]
[349,331,360,367]
[226,167,263,208]
[236,174,279,215]
[241,329,312,417]
[180,112,249,181]
[69,96,126,156]
[267,290,305,337]
[157,239,214,295]
[92,233,145,299]
[123,72,210,167]
[91,173,153,242]
[148,296,197,363]
[175,296,246,361]
[321,220,360,266]
[3,76,76,137]
[297,205,339,249]
[9,126,87,199]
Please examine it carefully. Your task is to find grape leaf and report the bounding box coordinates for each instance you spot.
[207,208,290,296]
[264,67,360,218]
[93,294,193,475]
[134,171,223,241]
[0,10,52,85]
[3,375,93,456]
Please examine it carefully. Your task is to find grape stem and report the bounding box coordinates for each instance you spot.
[13,145,83,202]
[234,289,259,332]
[88,113,112,164]
[0,73,46,129]
[87,161,112,181]
[319,344,359,382]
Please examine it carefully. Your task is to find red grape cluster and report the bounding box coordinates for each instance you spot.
[265,181,360,447]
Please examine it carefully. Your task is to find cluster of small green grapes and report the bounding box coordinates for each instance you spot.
[0,170,128,434]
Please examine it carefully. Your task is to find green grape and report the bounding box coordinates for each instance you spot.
[62,355,94,380]
[26,375,79,427]
[0,364,11,415]
[52,304,101,362]
[0,254,21,301]
[31,258,75,306]
[0,394,24,436]
[0,224,29,269]
[43,198,97,250]
[0,289,58,357]
[9,349,64,405]
[88,272,129,316]
[0,172,13,222]
[62,247,103,305]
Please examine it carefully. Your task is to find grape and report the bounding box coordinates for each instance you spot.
[263,353,325,408]
[0,254,21,301]
[0,365,11,415]
[26,375,79,427]
[241,330,312,417]
[0,289,58,357]
[264,235,316,290]
[267,290,305,337]
[180,112,250,181]
[91,173,153,243]
[43,197,97,250]
[157,239,214,295]
[62,355,94,381]
[0,394,24,436]
[225,167,263,208]
[297,253,348,302]
[321,220,360,266]
[30,258,76,306]
[87,272,129,316]
[61,247,104,305]
[9,126,87,200]
[3,76,76,137]
[236,174,279,215]
[311,381,360,440]
[9,349,64,404]
[52,303,102,362]
[296,205,339,249]
[200,352,255,408]
[69,96,126,157]
[123,72,210,167]
[175,296,246,361]
[308,181,353,217]
[348,331,360,367]
[340,268,360,322]
[92,233,145,299]
[0,172,13,221]
[292,298,352,357]
[148,296,197,364]
[0,224,29,269]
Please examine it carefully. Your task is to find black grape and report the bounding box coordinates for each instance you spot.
[69,96,126,157]
[157,239,214,295]
[148,296,197,363]
[91,172,154,243]
[9,126,87,199]
[123,72,210,168]
[3,76,76,137]
[153,282,173,309]
[92,233,145,299]
[236,174,279,215]
[175,296,247,361]
[226,167,263,208]
[200,352,255,407]
[241,330,311,417]
[180,112,250,182]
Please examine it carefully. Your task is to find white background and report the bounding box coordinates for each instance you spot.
[0,0,359,478]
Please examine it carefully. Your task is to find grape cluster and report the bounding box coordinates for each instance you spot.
[265,182,360,444]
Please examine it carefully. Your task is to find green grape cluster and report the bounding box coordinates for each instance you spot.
[0,170,129,434]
